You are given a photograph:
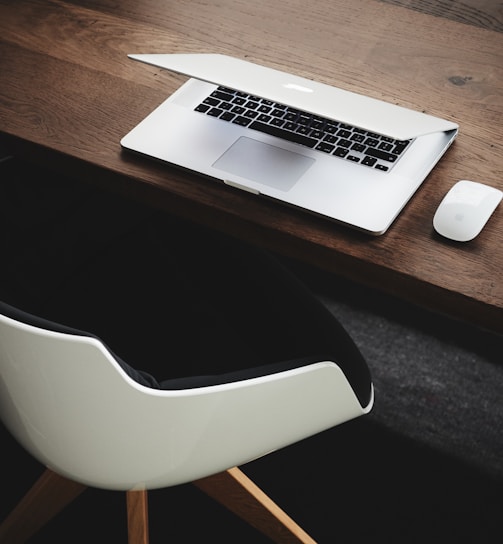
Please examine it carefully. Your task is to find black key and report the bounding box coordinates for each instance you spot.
[351,133,365,143]
[338,139,352,148]
[337,129,351,138]
[378,141,393,152]
[333,147,349,158]
[283,122,298,131]
[195,104,210,113]
[316,142,335,154]
[233,116,252,127]
[231,105,246,115]
[351,143,366,152]
[324,134,338,144]
[298,115,312,125]
[364,137,379,147]
[203,97,221,107]
[365,148,398,162]
[220,112,235,122]
[249,121,318,148]
[270,118,285,127]
[311,120,326,130]
[296,125,311,135]
[324,123,338,134]
[244,110,259,119]
[257,114,272,123]
[362,156,377,167]
[207,108,223,117]
[393,140,410,155]
[212,90,234,102]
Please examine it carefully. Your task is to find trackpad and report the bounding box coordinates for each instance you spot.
[213,136,315,191]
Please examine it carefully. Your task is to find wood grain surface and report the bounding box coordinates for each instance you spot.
[380,0,503,32]
[0,0,502,332]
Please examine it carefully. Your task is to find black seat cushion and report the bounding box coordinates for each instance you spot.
[0,299,322,389]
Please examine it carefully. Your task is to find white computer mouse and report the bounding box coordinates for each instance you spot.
[433,180,502,242]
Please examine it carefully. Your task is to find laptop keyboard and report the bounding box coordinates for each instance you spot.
[195,86,413,172]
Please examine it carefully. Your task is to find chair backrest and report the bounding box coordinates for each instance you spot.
[0,302,373,491]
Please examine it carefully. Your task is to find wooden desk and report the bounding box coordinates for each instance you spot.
[1,0,502,333]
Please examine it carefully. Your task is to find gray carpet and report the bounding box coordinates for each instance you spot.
[295,263,503,480]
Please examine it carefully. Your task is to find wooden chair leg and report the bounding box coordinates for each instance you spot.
[126,490,149,544]
[0,467,87,544]
[192,467,317,544]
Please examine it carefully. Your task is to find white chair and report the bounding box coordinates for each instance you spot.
[0,299,373,543]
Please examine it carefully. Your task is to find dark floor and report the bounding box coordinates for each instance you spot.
[1,156,503,543]
[2,415,502,543]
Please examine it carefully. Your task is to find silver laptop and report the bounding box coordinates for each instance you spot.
[121,54,458,235]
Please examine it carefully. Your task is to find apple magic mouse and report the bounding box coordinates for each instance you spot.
[433,180,502,242]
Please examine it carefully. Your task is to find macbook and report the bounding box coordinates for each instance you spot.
[121,54,458,235]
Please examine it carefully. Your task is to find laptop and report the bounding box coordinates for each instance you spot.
[121,54,458,235]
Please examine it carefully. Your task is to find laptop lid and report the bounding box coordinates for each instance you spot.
[128,53,458,140]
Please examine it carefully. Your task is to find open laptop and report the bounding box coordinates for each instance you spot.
[121,54,458,235]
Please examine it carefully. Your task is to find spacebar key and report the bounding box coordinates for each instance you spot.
[249,121,318,148]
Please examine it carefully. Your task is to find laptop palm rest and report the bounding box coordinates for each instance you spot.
[213,136,315,192]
